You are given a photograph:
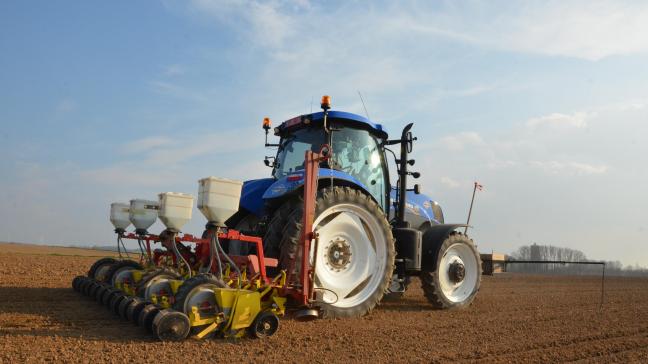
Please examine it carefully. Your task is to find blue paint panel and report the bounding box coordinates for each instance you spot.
[261,168,373,201]
[390,188,441,225]
[239,178,275,217]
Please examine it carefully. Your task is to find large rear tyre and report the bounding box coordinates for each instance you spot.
[266,187,395,318]
[420,232,481,309]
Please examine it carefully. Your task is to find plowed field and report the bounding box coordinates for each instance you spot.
[1,242,647,363]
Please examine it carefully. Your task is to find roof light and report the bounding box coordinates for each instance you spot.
[262,117,271,130]
[321,95,331,111]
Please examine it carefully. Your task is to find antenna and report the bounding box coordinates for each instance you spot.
[310,96,313,114]
[358,91,370,119]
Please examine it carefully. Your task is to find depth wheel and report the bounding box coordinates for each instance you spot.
[110,293,128,315]
[139,304,161,332]
[173,274,226,333]
[104,260,143,287]
[103,289,122,307]
[72,276,85,292]
[249,311,279,338]
[88,257,117,282]
[119,297,137,319]
[136,268,181,300]
[95,284,110,303]
[152,309,190,341]
[127,299,149,324]
[420,232,481,309]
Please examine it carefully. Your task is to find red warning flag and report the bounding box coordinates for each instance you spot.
[475,182,483,191]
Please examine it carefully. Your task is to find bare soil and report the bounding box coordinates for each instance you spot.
[1,242,647,363]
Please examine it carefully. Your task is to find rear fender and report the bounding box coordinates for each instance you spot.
[420,224,468,271]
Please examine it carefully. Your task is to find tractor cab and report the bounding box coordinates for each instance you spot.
[269,111,390,210]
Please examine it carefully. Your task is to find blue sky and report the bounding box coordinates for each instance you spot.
[1,1,647,266]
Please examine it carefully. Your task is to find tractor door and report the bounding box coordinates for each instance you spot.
[330,126,389,210]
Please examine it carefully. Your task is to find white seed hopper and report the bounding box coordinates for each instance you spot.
[158,192,194,232]
[198,177,243,226]
[129,199,159,232]
[110,203,131,230]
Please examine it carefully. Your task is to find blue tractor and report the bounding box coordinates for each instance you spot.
[225,97,481,318]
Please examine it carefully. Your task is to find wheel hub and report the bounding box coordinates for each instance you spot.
[448,261,466,283]
[325,238,352,271]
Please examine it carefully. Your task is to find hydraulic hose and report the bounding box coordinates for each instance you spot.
[211,234,223,280]
[215,230,241,289]
[171,232,192,278]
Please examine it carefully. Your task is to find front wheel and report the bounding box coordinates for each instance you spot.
[421,232,481,309]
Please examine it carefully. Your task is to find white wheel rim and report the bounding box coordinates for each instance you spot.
[94,264,112,281]
[312,203,388,308]
[183,284,220,318]
[144,275,174,300]
[113,269,135,288]
[111,267,134,286]
[438,242,479,303]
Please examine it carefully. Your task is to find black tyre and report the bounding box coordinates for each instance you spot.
[118,297,137,319]
[136,268,181,299]
[104,260,143,287]
[103,289,123,307]
[95,284,110,303]
[265,186,395,319]
[262,199,299,259]
[173,273,226,332]
[152,309,191,341]
[110,293,128,315]
[88,282,102,298]
[81,279,94,296]
[420,232,482,309]
[72,276,84,291]
[224,212,259,256]
[249,311,279,338]
[88,257,117,281]
[127,298,149,324]
[139,304,161,333]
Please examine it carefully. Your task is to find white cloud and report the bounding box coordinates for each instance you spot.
[400,1,648,61]
[530,161,609,175]
[188,0,305,48]
[527,112,590,129]
[440,176,461,188]
[190,1,648,62]
[123,136,174,154]
[441,132,484,151]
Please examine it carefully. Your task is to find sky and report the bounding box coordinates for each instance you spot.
[1,0,647,267]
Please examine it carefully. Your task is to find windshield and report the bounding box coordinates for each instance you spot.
[273,127,326,179]
[273,124,388,210]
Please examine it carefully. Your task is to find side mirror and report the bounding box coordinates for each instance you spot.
[406,131,417,153]
[263,156,276,168]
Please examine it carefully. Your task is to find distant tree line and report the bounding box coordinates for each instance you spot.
[508,243,648,277]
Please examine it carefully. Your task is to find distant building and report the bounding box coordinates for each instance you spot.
[481,253,507,275]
